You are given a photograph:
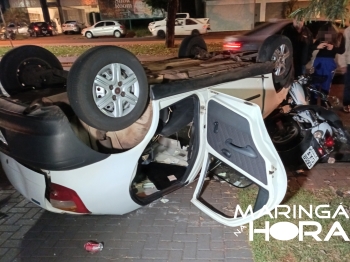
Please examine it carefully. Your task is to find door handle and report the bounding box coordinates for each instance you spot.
[225,139,257,158]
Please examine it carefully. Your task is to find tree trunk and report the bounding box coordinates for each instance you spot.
[39,0,50,22]
[166,0,179,48]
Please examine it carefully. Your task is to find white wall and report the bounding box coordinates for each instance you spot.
[205,0,255,32]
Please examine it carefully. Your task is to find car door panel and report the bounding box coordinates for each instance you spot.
[93,22,105,36]
[210,76,264,114]
[191,93,287,227]
[207,100,268,185]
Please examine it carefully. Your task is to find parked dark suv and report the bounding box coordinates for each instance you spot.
[28,22,53,37]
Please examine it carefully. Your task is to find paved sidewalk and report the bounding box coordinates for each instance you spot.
[0,170,254,262]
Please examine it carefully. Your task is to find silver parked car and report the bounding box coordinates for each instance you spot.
[6,22,29,35]
[62,20,85,34]
[81,20,126,39]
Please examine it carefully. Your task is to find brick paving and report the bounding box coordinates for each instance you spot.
[0,170,254,262]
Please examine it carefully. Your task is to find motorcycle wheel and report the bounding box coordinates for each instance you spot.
[266,114,302,151]
[0,45,63,95]
[67,45,149,131]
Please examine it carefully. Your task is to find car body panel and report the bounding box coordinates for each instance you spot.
[191,92,287,227]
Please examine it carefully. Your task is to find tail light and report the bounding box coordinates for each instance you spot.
[34,27,39,31]
[223,42,242,50]
[318,147,325,156]
[324,135,335,148]
[48,26,52,29]
[50,183,90,213]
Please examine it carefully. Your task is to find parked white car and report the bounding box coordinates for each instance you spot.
[148,13,190,30]
[149,18,210,38]
[62,20,85,34]
[6,22,29,34]
[82,20,126,38]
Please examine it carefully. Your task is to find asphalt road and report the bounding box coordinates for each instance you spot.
[0,32,234,47]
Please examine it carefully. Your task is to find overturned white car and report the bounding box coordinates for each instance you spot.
[0,36,291,227]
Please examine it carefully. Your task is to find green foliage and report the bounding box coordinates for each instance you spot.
[290,0,350,24]
[3,8,29,25]
[143,0,168,14]
[282,0,300,18]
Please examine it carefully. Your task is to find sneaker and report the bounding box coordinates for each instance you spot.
[343,106,350,113]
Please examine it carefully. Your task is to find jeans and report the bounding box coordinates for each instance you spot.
[343,64,350,106]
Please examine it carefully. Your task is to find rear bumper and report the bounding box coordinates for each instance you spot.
[0,97,109,171]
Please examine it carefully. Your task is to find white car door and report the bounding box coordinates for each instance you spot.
[191,91,287,227]
[175,19,185,35]
[92,22,105,36]
[105,21,116,36]
[183,18,199,35]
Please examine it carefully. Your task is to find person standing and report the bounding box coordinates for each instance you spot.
[340,25,350,112]
[311,24,345,103]
[282,19,313,78]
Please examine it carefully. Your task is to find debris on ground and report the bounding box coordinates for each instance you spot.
[84,241,104,253]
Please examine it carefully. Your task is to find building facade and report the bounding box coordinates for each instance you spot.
[204,0,311,32]
[7,0,314,32]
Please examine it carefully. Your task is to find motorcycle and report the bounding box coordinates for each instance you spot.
[265,75,350,169]
[0,28,16,40]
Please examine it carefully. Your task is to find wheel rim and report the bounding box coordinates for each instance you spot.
[271,44,290,76]
[115,31,121,37]
[93,63,140,118]
[86,32,92,38]
[271,120,299,144]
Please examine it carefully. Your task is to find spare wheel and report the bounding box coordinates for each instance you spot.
[67,46,149,131]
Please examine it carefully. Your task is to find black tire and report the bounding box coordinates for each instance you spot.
[266,114,302,151]
[0,45,63,95]
[191,29,200,36]
[85,31,93,39]
[67,46,149,131]
[64,31,68,35]
[178,35,207,58]
[157,30,165,39]
[257,35,293,88]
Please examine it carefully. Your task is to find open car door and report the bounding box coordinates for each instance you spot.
[191,92,287,227]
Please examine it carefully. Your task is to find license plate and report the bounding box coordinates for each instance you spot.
[302,146,319,169]
[42,30,47,33]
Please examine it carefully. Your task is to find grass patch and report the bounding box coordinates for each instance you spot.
[238,187,350,262]
[130,27,152,37]
[0,42,223,58]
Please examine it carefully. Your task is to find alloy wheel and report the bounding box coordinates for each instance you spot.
[271,44,290,76]
[93,63,139,118]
